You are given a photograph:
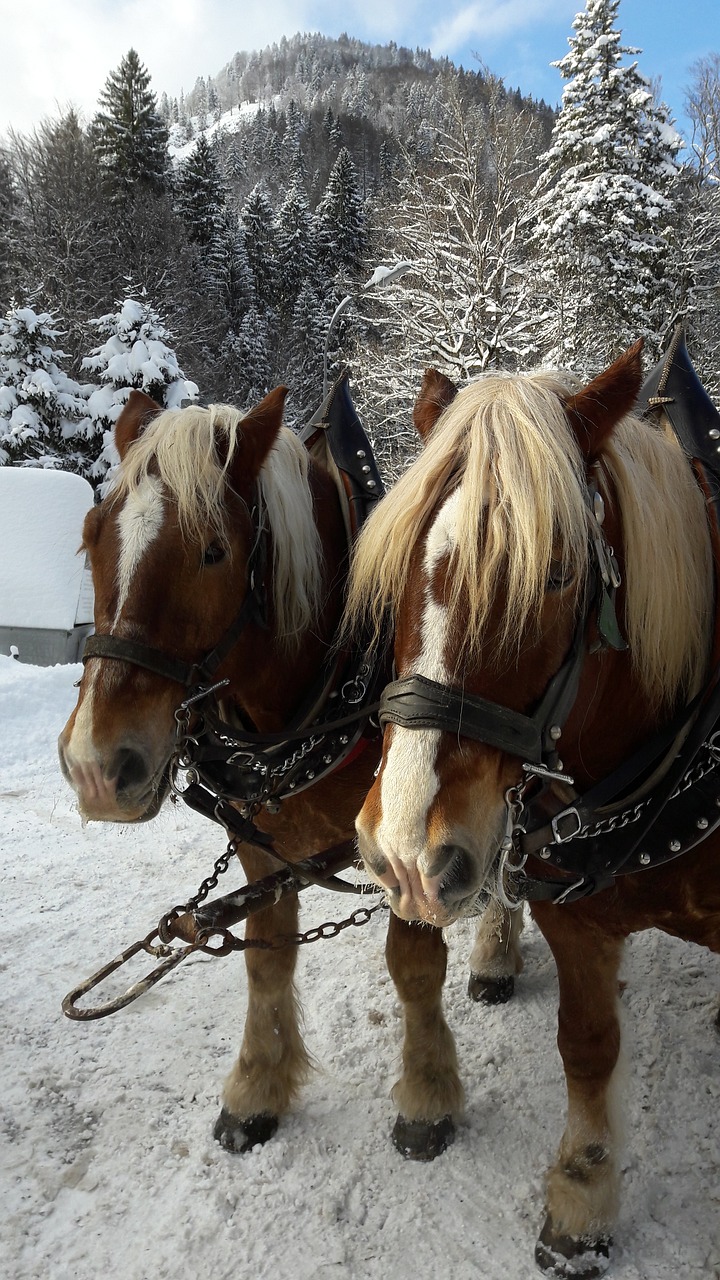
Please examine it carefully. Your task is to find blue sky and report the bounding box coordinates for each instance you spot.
[2,1,717,143]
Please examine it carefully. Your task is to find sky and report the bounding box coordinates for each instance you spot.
[0,0,717,143]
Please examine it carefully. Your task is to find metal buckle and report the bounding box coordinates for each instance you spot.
[551,808,583,843]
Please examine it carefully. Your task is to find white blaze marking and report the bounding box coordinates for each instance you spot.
[377,488,461,865]
[67,477,166,766]
[114,476,165,622]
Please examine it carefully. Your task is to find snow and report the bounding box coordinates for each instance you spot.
[168,102,267,165]
[0,469,94,628]
[1,655,718,1279]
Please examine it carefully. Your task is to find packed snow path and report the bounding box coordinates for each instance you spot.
[1,656,718,1279]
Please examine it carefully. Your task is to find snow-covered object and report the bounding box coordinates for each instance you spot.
[0,305,95,472]
[82,296,198,485]
[0,655,717,1278]
[531,0,683,369]
[0,468,93,630]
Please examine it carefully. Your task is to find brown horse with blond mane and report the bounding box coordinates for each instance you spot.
[58,385,511,1157]
[346,341,720,1276]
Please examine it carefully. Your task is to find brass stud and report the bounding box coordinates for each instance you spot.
[669,839,681,852]
[639,852,651,865]
[696,816,709,830]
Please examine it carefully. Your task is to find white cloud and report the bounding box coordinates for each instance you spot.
[1,0,307,134]
[430,0,572,54]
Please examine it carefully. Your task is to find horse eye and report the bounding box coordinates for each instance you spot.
[202,542,226,567]
[547,560,573,592]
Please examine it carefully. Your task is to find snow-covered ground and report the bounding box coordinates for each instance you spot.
[1,654,718,1280]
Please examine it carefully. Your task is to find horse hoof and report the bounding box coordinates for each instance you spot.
[534,1214,612,1277]
[468,972,515,1004]
[213,1108,278,1153]
[392,1114,455,1161]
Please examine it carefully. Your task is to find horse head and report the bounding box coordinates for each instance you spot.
[58,386,342,822]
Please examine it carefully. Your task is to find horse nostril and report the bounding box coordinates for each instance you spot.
[112,747,149,795]
[427,845,474,895]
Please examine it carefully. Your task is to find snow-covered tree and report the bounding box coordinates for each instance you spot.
[0,304,95,473]
[530,0,682,370]
[679,53,720,396]
[91,49,169,197]
[81,295,197,484]
[352,79,541,479]
[176,135,234,303]
[317,147,366,279]
[275,178,319,315]
[240,181,281,308]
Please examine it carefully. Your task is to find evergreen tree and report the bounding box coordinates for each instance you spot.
[531,0,682,370]
[91,49,169,197]
[0,303,94,473]
[317,147,366,279]
[81,294,197,484]
[240,181,281,308]
[176,135,234,304]
[275,178,319,315]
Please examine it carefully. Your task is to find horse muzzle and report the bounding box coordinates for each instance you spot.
[58,732,170,822]
[356,824,500,926]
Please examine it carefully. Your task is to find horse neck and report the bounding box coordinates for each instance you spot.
[224,458,348,732]
[562,642,664,788]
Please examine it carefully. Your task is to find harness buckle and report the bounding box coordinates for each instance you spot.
[551,808,583,843]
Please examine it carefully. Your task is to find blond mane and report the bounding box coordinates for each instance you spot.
[346,370,712,706]
[110,403,323,649]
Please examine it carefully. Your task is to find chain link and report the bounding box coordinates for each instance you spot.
[571,743,720,841]
[209,900,386,954]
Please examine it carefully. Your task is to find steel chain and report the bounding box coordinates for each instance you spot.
[199,899,386,956]
[572,743,720,841]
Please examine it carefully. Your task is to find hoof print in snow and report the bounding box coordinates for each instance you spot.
[392,1113,455,1161]
[468,972,515,1004]
[535,1215,612,1278]
[213,1109,278,1153]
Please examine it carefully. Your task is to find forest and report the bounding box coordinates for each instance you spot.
[0,3,718,484]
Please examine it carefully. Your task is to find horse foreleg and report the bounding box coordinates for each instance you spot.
[532,907,625,1278]
[385,913,463,1161]
[468,899,524,1003]
[214,848,310,1153]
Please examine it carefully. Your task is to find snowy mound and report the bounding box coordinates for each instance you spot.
[0,468,94,629]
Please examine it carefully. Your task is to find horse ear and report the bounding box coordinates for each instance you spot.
[231,385,288,479]
[413,368,459,442]
[114,390,162,459]
[565,339,644,462]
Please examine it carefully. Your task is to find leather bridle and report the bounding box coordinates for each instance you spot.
[82,486,269,693]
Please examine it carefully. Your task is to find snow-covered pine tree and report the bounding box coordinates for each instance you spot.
[240,182,281,309]
[0,303,94,473]
[81,294,197,485]
[317,147,366,280]
[531,0,682,371]
[176,134,234,305]
[91,49,169,197]
[275,177,319,317]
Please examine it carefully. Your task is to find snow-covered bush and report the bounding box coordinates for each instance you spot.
[0,304,95,474]
[82,294,198,485]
